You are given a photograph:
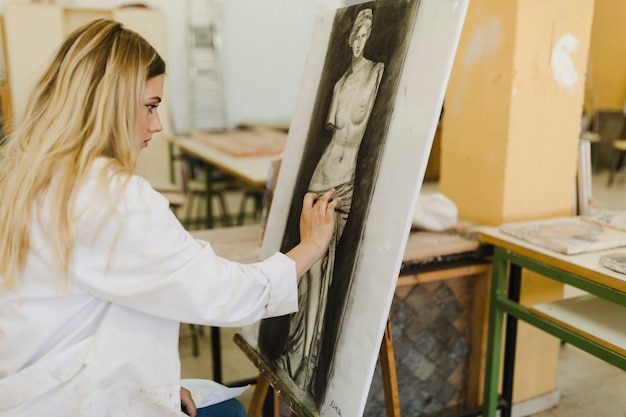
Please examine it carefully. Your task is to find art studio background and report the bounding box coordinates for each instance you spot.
[0,0,624,416]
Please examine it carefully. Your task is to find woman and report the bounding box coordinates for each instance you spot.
[280,8,384,399]
[0,19,338,417]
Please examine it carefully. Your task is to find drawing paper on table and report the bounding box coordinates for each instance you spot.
[499,217,626,255]
[583,209,626,232]
[599,252,626,274]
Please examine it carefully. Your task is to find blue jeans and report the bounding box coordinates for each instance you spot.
[196,398,246,417]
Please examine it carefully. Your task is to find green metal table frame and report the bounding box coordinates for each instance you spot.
[482,246,626,417]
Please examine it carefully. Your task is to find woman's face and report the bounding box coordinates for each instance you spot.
[352,25,369,58]
[138,74,164,149]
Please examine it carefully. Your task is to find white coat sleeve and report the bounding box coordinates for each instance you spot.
[72,172,298,326]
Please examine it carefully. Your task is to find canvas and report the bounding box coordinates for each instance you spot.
[245,1,469,415]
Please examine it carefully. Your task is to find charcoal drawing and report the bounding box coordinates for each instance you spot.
[273,6,384,396]
[259,1,407,404]
[251,1,468,415]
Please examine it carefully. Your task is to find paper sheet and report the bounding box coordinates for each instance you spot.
[181,378,250,408]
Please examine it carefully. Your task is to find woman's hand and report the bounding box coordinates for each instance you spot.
[286,188,340,277]
[180,387,197,417]
[300,189,339,258]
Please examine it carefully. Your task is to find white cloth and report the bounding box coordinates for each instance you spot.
[0,158,298,416]
[412,192,458,231]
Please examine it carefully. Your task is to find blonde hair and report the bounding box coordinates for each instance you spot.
[0,19,166,289]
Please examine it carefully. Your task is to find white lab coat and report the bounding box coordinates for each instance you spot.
[0,158,298,416]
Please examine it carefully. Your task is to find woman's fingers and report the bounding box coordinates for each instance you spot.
[303,191,317,209]
[302,189,340,225]
[313,189,337,212]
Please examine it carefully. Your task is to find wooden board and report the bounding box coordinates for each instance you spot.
[191,128,286,157]
[402,231,480,263]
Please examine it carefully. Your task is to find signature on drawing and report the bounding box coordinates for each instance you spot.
[329,400,342,417]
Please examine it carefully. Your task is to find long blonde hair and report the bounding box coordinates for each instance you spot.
[0,19,166,289]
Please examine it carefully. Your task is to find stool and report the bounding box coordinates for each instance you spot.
[237,185,265,225]
[183,178,231,229]
[607,139,626,187]
[181,156,233,229]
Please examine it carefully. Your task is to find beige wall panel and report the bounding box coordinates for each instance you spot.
[3,3,175,189]
[113,8,175,187]
[4,3,64,124]
[63,8,112,34]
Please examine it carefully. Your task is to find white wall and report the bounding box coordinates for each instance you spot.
[220,0,340,129]
[0,0,340,132]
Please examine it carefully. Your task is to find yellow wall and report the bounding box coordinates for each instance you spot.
[439,0,516,225]
[503,0,592,221]
[588,0,626,111]
[441,0,592,225]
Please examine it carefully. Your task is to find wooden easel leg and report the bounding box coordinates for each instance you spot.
[247,374,282,417]
[271,390,281,417]
[379,317,401,417]
[247,375,270,417]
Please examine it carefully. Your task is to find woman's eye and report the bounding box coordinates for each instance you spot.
[146,104,158,113]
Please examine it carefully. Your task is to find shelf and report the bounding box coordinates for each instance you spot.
[531,294,626,357]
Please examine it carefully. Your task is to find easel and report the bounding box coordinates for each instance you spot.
[235,317,401,417]
[191,223,490,416]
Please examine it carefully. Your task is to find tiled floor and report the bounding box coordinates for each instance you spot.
[180,169,626,416]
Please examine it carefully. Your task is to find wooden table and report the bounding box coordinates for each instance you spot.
[478,225,626,417]
[169,129,285,227]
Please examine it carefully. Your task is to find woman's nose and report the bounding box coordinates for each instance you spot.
[151,112,163,133]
